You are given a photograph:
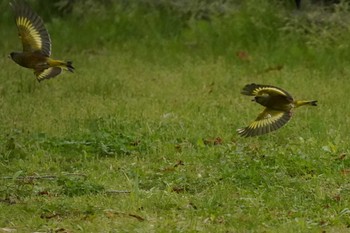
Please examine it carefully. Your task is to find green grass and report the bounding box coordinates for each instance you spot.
[1,1,350,232]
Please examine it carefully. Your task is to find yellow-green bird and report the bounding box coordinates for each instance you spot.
[9,0,74,82]
[237,83,317,137]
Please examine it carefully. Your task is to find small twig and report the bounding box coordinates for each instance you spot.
[60,173,87,178]
[2,175,56,180]
[104,209,144,221]
[128,213,145,221]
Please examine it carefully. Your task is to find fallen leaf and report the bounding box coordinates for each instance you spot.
[172,186,185,193]
[55,228,70,233]
[37,191,50,196]
[338,153,346,160]
[161,160,184,172]
[236,51,252,62]
[40,213,60,219]
[340,169,350,176]
[174,160,184,167]
[333,194,341,201]
[203,137,223,146]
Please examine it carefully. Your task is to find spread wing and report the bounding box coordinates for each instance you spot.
[237,109,292,137]
[241,83,293,99]
[10,0,51,56]
[35,67,62,82]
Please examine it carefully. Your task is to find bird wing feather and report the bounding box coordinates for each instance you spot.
[237,108,292,137]
[241,83,293,99]
[35,67,62,82]
[10,0,51,56]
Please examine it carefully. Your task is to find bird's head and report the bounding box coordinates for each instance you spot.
[8,52,22,63]
[8,52,16,60]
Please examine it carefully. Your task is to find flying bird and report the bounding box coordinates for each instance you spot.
[9,0,74,82]
[237,83,317,137]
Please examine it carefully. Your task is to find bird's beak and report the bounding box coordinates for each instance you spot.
[7,54,11,59]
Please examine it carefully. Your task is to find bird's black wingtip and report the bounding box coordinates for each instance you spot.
[66,61,75,72]
[241,83,259,96]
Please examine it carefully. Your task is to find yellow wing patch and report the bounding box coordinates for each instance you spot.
[17,16,42,52]
[11,0,51,56]
[252,86,290,97]
[237,109,292,137]
[241,83,292,99]
[35,67,62,82]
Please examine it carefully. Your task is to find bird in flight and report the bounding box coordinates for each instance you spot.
[9,0,74,82]
[237,83,317,137]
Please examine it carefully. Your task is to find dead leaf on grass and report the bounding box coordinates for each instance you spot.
[54,228,71,233]
[333,194,341,202]
[175,144,182,152]
[188,202,197,209]
[340,169,350,176]
[40,213,60,220]
[37,191,51,196]
[0,196,20,205]
[172,186,185,193]
[161,160,184,173]
[130,140,141,146]
[236,51,252,62]
[174,160,184,167]
[203,137,223,146]
[338,153,346,160]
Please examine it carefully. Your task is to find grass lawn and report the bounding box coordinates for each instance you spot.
[1,1,350,232]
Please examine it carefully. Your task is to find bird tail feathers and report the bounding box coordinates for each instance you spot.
[48,59,74,72]
[294,100,317,107]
